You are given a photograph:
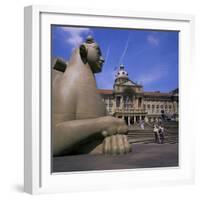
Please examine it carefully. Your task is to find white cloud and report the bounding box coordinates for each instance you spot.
[147,34,159,46]
[60,27,91,48]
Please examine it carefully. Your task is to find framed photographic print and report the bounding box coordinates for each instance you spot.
[24,5,195,194]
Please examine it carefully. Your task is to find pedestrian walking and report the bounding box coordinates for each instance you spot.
[140,120,144,129]
[153,124,159,143]
[159,125,165,144]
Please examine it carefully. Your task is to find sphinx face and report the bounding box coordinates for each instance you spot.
[86,43,104,73]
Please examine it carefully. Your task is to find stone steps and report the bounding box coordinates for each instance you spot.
[128,134,178,144]
[127,121,178,144]
[128,129,178,134]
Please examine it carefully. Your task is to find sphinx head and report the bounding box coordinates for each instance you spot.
[79,36,104,73]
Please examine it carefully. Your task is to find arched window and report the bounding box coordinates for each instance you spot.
[138,97,142,107]
[116,96,121,107]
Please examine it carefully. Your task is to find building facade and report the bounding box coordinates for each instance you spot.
[97,65,178,125]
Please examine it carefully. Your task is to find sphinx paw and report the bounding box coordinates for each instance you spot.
[102,134,131,155]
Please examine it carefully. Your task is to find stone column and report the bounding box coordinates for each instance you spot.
[128,116,131,126]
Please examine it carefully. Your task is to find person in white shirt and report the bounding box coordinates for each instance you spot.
[153,125,159,143]
[159,125,165,144]
[140,120,145,129]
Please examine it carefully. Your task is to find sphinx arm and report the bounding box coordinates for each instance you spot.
[53,116,126,156]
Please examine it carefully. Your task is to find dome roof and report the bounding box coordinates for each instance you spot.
[115,64,128,79]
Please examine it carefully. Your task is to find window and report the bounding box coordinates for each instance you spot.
[138,97,142,107]
[151,105,155,113]
[124,96,130,109]
[108,98,113,107]
[116,96,121,107]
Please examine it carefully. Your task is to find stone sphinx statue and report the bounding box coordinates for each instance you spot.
[53,36,131,156]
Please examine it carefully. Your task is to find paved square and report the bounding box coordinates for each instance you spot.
[53,143,178,172]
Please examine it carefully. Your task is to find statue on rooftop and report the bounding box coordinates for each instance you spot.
[52,36,131,156]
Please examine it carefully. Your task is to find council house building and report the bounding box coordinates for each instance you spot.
[97,64,178,125]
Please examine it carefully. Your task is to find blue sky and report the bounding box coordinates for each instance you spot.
[51,25,178,92]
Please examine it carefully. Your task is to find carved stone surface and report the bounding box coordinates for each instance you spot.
[52,36,131,156]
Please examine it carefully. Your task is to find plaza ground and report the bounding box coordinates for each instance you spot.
[53,143,178,172]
